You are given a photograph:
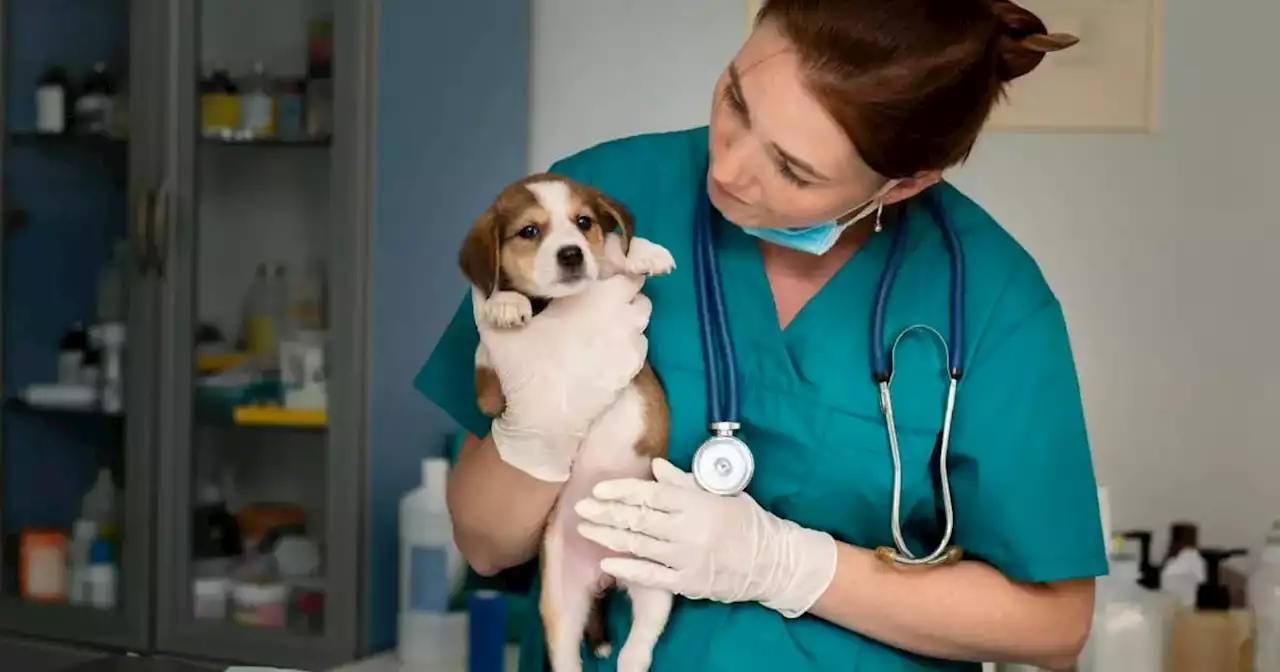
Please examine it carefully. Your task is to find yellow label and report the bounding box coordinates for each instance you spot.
[201,94,240,133]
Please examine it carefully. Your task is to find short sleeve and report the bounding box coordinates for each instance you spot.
[951,298,1108,583]
[413,291,491,438]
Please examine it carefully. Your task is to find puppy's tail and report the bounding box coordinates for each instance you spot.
[584,593,612,659]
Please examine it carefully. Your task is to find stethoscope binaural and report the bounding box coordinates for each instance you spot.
[689,186,966,567]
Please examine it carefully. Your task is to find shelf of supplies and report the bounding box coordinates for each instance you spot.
[8,130,128,147]
[200,134,331,147]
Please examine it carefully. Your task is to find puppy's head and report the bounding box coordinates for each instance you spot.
[460,174,633,299]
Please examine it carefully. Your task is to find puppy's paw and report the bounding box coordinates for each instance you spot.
[591,642,613,659]
[625,238,676,276]
[481,291,533,328]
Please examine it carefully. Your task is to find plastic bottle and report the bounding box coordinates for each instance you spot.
[1078,535,1170,672]
[1252,521,1280,671]
[74,62,115,135]
[35,66,70,134]
[239,61,275,139]
[1161,522,1205,609]
[398,458,467,665]
[1169,548,1252,672]
[243,263,275,360]
[81,468,118,539]
[67,519,99,606]
[86,539,117,609]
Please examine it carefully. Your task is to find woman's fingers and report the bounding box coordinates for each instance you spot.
[599,557,681,593]
[575,496,683,542]
[590,477,689,513]
[578,523,682,567]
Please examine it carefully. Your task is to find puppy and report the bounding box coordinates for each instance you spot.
[459,174,676,672]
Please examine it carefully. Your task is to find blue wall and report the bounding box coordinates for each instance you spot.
[366,0,529,652]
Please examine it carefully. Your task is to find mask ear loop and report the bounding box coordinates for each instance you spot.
[873,200,886,234]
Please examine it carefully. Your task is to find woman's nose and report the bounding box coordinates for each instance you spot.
[711,137,758,200]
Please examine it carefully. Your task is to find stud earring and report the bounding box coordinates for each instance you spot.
[873,201,885,233]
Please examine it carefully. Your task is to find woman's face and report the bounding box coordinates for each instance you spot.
[708,21,935,230]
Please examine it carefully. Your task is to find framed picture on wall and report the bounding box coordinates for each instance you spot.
[745,0,1162,133]
[988,0,1163,133]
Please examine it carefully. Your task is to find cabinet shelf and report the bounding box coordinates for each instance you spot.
[7,130,128,147]
[200,135,332,148]
[4,396,124,419]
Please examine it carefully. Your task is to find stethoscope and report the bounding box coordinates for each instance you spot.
[689,186,966,567]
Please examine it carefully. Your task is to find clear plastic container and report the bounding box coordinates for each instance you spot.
[231,580,287,627]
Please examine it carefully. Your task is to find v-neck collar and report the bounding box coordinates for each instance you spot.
[710,202,916,387]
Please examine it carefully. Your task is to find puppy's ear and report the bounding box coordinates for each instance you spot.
[592,191,635,252]
[459,207,502,296]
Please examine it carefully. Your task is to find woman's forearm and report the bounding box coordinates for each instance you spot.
[808,542,1095,670]
[446,433,562,576]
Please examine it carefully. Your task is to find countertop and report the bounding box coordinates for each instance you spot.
[325,647,519,672]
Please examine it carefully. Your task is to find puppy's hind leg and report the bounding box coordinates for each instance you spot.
[542,516,594,672]
[615,584,673,672]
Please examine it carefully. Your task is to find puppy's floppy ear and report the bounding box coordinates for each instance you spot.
[592,190,635,253]
[459,207,502,297]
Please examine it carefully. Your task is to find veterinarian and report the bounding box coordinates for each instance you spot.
[415,0,1106,670]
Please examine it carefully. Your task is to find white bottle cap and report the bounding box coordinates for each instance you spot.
[423,458,449,512]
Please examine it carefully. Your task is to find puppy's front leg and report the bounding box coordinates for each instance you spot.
[480,290,534,329]
[624,238,676,277]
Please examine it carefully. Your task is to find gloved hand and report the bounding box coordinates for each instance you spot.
[574,458,838,618]
[474,273,652,483]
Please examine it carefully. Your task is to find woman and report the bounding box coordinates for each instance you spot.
[415,1,1105,670]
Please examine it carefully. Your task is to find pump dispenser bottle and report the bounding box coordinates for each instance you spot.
[1078,535,1170,672]
[1170,548,1252,672]
[1120,529,1161,590]
[1251,521,1280,671]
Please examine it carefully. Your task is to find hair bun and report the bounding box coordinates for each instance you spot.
[992,0,1080,81]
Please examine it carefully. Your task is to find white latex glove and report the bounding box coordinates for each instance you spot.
[574,458,839,618]
[474,274,652,483]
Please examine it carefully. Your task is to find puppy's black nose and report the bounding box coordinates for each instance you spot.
[556,246,584,269]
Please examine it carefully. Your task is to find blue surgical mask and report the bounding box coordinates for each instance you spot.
[738,179,901,256]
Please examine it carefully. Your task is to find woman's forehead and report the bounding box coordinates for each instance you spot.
[734,26,878,185]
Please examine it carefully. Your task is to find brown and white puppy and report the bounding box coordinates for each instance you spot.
[459,174,675,672]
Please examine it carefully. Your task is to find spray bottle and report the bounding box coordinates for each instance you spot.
[1251,520,1280,671]
[1077,535,1170,672]
[1169,548,1253,672]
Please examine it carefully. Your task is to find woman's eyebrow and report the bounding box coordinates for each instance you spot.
[731,61,830,183]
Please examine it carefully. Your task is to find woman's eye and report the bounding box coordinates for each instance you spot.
[576,215,593,231]
[518,225,540,239]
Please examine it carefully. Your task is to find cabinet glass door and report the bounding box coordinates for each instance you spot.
[157,0,357,668]
[0,0,153,651]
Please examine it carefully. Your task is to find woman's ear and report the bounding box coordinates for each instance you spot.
[883,170,943,206]
[459,208,502,296]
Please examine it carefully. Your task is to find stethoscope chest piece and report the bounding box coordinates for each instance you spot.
[692,422,754,496]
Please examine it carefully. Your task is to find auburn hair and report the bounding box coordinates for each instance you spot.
[755,0,1079,178]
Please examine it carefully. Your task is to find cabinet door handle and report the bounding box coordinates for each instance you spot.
[151,181,172,277]
[133,189,155,273]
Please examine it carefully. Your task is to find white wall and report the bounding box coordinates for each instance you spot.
[530,0,1280,554]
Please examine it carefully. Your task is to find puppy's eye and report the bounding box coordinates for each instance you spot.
[518,225,540,239]
[575,215,593,231]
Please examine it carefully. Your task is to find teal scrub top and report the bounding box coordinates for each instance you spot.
[414,126,1108,671]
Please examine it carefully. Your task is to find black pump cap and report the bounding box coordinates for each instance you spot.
[1121,530,1161,590]
[1197,547,1248,611]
